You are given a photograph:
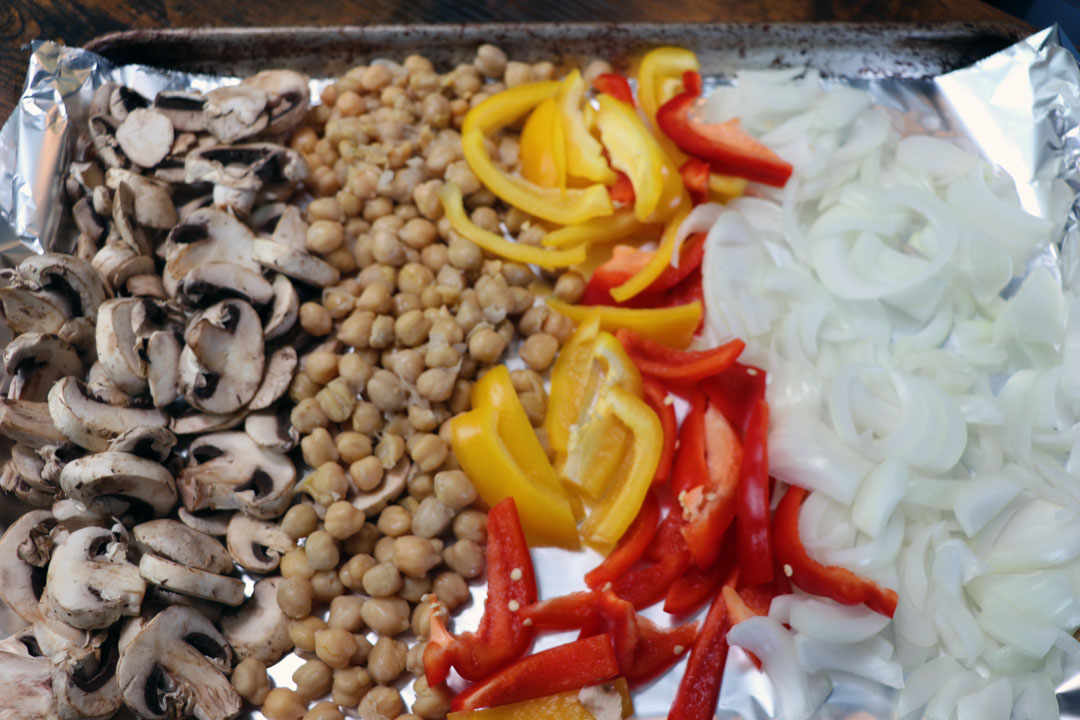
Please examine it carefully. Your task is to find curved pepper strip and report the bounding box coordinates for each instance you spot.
[663,541,735,616]
[774,485,899,617]
[609,193,692,303]
[585,490,660,589]
[542,209,650,248]
[451,634,620,712]
[520,591,599,631]
[519,97,567,189]
[559,69,617,185]
[669,584,731,720]
[637,47,700,167]
[463,80,561,135]
[593,73,635,106]
[547,297,701,349]
[440,183,586,269]
[710,171,749,201]
[644,509,689,563]
[446,678,633,720]
[640,377,676,487]
[615,328,744,381]
[701,361,767,435]
[595,590,698,687]
[450,404,580,548]
[582,232,706,308]
[611,545,691,610]
[735,399,773,587]
[544,312,602,456]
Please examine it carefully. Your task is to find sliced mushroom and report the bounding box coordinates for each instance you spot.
[252,237,340,287]
[0,629,58,719]
[49,498,111,531]
[48,376,168,452]
[108,86,149,123]
[39,442,85,490]
[104,169,177,229]
[184,143,308,191]
[58,316,97,359]
[111,182,154,256]
[169,409,246,436]
[264,272,299,339]
[178,431,296,519]
[153,90,207,132]
[176,261,274,312]
[0,510,53,623]
[59,451,178,521]
[15,253,111,324]
[73,196,107,242]
[244,408,298,452]
[115,605,241,720]
[85,361,134,407]
[92,185,112,217]
[4,333,83,402]
[10,442,54,493]
[247,346,297,411]
[211,184,257,215]
[126,273,168,299]
[146,330,182,407]
[16,502,61,567]
[67,160,105,199]
[352,458,412,516]
[32,594,94,659]
[143,586,224,624]
[242,69,310,135]
[88,115,127,170]
[0,287,68,334]
[92,239,155,292]
[108,426,177,463]
[179,299,265,415]
[134,519,233,575]
[137,553,244,606]
[115,108,174,169]
[225,512,294,573]
[177,508,232,537]
[45,524,145,630]
[52,626,124,720]
[203,84,269,143]
[220,577,291,665]
[0,399,67,447]
[162,207,260,297]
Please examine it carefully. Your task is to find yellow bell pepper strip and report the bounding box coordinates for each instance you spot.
[450,404,580,549]
[559,69,617,185]
[595,94,681,224]
[462,80,562,136]
[541,209,652,248]
[608,192,691,302]
[447,678,633,720]
[440,183,586,269]
[545,311,602,457]
[519,98,566,190]
[710,171,748,201]
[579,386,663,546]
[637,47,700,166]
[471,365,566,499]
[547,296,702,349]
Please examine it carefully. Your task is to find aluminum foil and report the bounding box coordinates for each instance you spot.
[1,23,1080,720]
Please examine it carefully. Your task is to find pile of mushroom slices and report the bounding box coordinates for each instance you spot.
[0,69,344,720]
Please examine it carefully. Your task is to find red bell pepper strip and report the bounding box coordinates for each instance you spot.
[640,378,676,487]
[644,510,688,563]
[737,573,793,615]
[451,634,620,712]
[701,362,767,437]
[663,538,736,616]
[611,546,691,609]
[609,171,636,206]
[773,485,899,618]
[581,233,706,308]
[669,584,732,720]
[735,399,773,588]
[519,591,598,631]
[616,329,745,383]
[657,71,794,188]
[671,394,706,498]
[585,490,660,589]
[595,590,698,686]
[594,73,635,106]
[680,157,711,205]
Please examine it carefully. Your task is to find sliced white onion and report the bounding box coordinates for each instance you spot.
[787,597,890,643]
[1011,674,1062,720]
[768,411,873,504]
[794,634,904,688]
[821,512,904,571]
[988,498,1080,572]
[925,670,981,720]
[954,473,1023,537]
[967,570,1080,630]
[977,602,1061,659]
[851,458,908,538]
[897,655,962,716]
[672,202,726,268]
[768,594,796,624]
[896,134,980,177]
[957,677,1012,720]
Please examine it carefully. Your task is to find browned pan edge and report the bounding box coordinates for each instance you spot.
[83,22,1028,80]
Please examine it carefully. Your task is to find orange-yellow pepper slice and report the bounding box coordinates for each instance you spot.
[562,409,631,501]
[547,296,702,349]
[450,404,580,549]
[559,69,617,185]
[710,171,748,201]
[608,192,692,303]
[579,385,663,546]
[440,183,586,269]
[544,311,602,457]
[462,80,562,135]
[637,47,700,166]
[447,678,634,720]
[520,97,567,190]
[541,209,652,249]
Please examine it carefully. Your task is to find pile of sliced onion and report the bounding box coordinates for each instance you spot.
[695,69,1071,720]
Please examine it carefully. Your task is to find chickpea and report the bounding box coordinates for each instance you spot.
[305,702,345,720]
[344,523,380,556]
[413,180,444,220]
[232,657,271,705]
[281,547,316,579]
[474,44,508,78]
[277,576,313,619]
[399,495,420,515]
[375,433,406,469]
[301,427,339,469]
[532,61,557,81]
[351,401,383,434]
[327,596,366,633]
[308,220,345,255]
[339,553,377,591]
[377,505,412,537]
[359,686,403,720]
[361,597,411,636]
[317,377,358,423]
[368,637,408,685]
[517,305,549,336]
[447,235,483,271]
[262,688,307,720]
[406,641,427,676]
[434,470,477,510]
[324,501,365,539]
[330,666,371,708]
[448,379,473,414]
[409,367,453,403]
[518,391,546,426]
[411,496,455,538]
[366,369,406,411]
[543,310,575,343]
[363,561,404,597]
[393,535,442,578]
[372,230,406,266]
[362,64,393,91]
[311,569,345,602]
[315,627,358,669]
[324,286,356,318]
[291,398,330,434]
[468,327,507,365]
[400,574,432,603]
[411,677,453,720]
[300,302,333,336]
[304,351,339,385]
[444,539,485,578]
[293,658,334,699]
[290,372,321,403]
[373,536,397,564]
[554,270,586,303]
[394,309,431,347]
[352,633,374,666]
[504,61,532,88]
[304,462,349,506]
[411,600,432,638]
[335,432,373,465]
[433,571,470,610]
[444,160,481,195]
[339,310,375,349]
[349,456,384,492]
[281,504,320,540]
[289,616,327,652]
[404,433,446,473]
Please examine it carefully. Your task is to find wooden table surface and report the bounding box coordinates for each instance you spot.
[0,0,1029,120]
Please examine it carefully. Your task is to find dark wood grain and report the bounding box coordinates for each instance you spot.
[1,0,1030,120]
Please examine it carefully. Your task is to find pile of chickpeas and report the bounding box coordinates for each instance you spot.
[228,45,611,720]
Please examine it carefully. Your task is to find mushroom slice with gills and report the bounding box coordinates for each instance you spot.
[108,426,177,464]
[242,69,310,135]
[8,470,57,507]
[90,82,119,120]
[0,287,67,334]
[59,451,178,520]
[212,184,257,216]
[269,205,307,251]
[351,458,412,517]
[177,508,232,537]
[0,399,67,447]
[179,299,265,415]
[48,376,167,452]
[0,630,59,719]
[176,261,274,312]
[59,316,98,359]
[203,84,269,143]
[153,90,207,132]
[162,207,260,297]
[16,502,62,568]
[4,333,83,403]
[138,553,244,606]
[134,519,233,575]
[15,253,112,324]
[92,239,155,293]
[88,114,127,170]
[115,108,174,169]
[86,361,135,408]
[245,407,298,452]
[0,510,54,623]
[184,143,309,192]
[108,86,149,123]
[169,409,246,436]
[143,587,224,624]
[246,346,298,412]
[146,330,182,408]
[264,272,299,339]
[73,196,107,242]
[67,160,105,199]
[126,273,168,299]
[11,442,55,493]
[220,577,291,665]
[116,605,241,720]
[50,498,111,531]
[39,442,85,490]
[111,181,154,256]
[225,513,294,574]
[178,431,296,519]
[252,238,340,288]
[104,169,177,229]
[46,524,145,630]
[52,625,124,720]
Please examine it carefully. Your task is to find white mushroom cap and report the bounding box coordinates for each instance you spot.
[169,409,246,436]
[162,208,260,298]
[203,84,269,143]
[263,272,299,339]
[176,261,274,313]
[51,627,124,720]
[177,508,232,537]
[252,238,340,288]
[14,254,110,324]
[96,298,148,395]
[177,431,296,520]
[244,408,298,452]
[103,169,177,230]
[133,519,233,575]
[246,345,297,412]
[0,287,68,334]
[224,512,294,573]
[137,554,244,607]
[116,605,240,720]
[179,299,265,415]
[45,525,145,630]
[241,69,310,135]
[48,376,168,452]
[0,399,68,453]
[153,90,207,133]
[220,577,291,665]
[59,451,178,519]
[146,329,182,408]
[108,426,177,464]
[0,509,54,623]
[91,240,155,293]
[115,108,174,169]
[184,143,308,191]
[4,333,83,403]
